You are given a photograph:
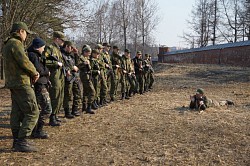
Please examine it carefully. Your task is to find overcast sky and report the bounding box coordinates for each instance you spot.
[154,0,196,47]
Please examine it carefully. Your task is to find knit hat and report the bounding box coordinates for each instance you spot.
[32,37,46,49]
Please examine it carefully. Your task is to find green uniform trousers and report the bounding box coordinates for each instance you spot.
[80,74,95,105]
[110,69,120,98]
[92,75,100,101]
[136,73,144,93]
[99,70,108,100]
[63,78,82,109]
[49,75,64,115]
[10,86,39,139]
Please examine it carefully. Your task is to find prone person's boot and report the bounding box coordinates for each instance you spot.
[49,114,61,126]
[64,108,74,119]
[14,137,38,152]
[86,103,95,114]
[71,106,80,116]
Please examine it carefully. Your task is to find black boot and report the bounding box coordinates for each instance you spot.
[125,92,130,99]
[49,114,61,126]
[128,90,133,97]
[92,101,98,110]
[82,103,87,112]
[11,131,19,149]
[86,103,95,114]
[72,106,80,116]
[97,99,103,107]
[100,99,107,106]
[31,121,48,139]
[14,138,37,152]
[64,108,74,119]
[110,97,115,102]
[55,115,62,122]
[121,93,125,100]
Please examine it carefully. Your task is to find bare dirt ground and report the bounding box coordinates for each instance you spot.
[0,63,249,166]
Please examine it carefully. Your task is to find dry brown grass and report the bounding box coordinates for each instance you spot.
[0,63,249,165]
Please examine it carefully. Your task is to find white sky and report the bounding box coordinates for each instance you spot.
[154,0,196,47]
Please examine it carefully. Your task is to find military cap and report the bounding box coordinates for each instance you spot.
[125,49,131,53]
[64,41,73,47]
[137,51,142,55]
[113,45,119,50]
[10,22,35,34]
[145,54,150,57]
[103,43,111,47]
[96,44,104,49]
[196,88,204,94]
[53,31,66,41]
[82,45,91,52]
[92,49,100,54]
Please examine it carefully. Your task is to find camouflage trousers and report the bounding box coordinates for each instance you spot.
[120,74,130,93]
[136,73,145,94]
[144,72,150,91]
[92,75,100,101]
[80,74,96,105]
[34,85,52,131]
[63,78,82,110]
[107,69,115,98]
[149,72,154,88]
[99,70,108,100]
[109,70,120,99]
[10,86,39,139]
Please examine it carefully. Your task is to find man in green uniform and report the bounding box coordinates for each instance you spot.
[110,46,122,101]
[78,45,95,114]
[102,43,114,102]
[96,44,108,106]
[148,55,154,90]
[2,22,39,152]
[90,49,101,109]
[132,51,144,94]
[45,31,66,126]
[143,54,151,92]
[120,49,133,99]
[61,41,81,119]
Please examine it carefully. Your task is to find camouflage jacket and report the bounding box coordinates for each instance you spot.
[2,33,38,88]
[45,43,65,81]
[121,55,133,73]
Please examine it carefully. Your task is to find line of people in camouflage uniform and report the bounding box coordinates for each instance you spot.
[2,22,154,152]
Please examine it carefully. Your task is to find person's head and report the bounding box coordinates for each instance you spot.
[145,54,150,59]
[32,37,46,54]
[10,22,35,42]
[96,44,104,51]
[63,41,74,53]
[113,46,119,54]
[91,49,100,58]
[124,49,131,57]
[53,31,66,46]
[136,51,142,58]
[82,45,92,57]
[103,43,111,52]
[196,88,205,97]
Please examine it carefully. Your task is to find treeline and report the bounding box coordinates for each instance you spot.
[0,0,159,80]
[183,0,250,48]
[0,0,159,55]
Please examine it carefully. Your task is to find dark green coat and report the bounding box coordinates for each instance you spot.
[2,33,38,88]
